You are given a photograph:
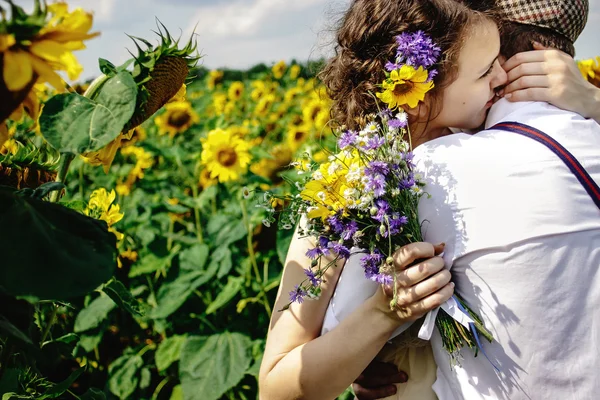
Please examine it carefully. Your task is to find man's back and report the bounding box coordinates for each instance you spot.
[415,99,600,399]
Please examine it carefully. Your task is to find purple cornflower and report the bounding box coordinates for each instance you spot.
[328,241,351,259]
[327,214,345,234]
[427,69,438,82]
[342,220,359,241]
[372,199,390,223]
[365,174,386,197]
[394,31,441,70]
[399,173,416,190]
[289,285,307,303]
[360,250,391,284]
[338,130,358,149]
[304,268,321,286]
[306,246,327,259]
[381,213,409,237]
[362,135,386,151]
[319,236,330,248]
[365,161,389,177]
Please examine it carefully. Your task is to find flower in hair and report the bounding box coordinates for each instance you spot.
[377,31,440,110]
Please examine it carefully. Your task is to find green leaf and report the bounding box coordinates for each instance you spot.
[180,333,253,400]
[209,245,232,279]
[246,339,265,378]
[156,335,187,372]
[44,367,84,398]
[98,58,117,76]
[78,329,105,353]
[151,264,217,319]
[0,316,33,345]
[0,369,20,397]
[0,188,117,300]
[129,251,175,278]
[108,354,144,399]
[169,385,183,400]
[215,220,248,247]
[140,367,151,389]
[205,277,243,315]
[80,388,107,400]
[74,295,116,333]
[101,278,145,317]
[179,244,209,272]
[39,71,137,155]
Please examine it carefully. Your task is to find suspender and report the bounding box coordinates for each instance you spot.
[491,121,600,210]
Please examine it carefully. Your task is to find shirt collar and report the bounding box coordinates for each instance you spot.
[485,98,536,129]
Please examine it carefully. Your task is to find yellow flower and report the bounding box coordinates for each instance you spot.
[200,128,252,183]
[287,124,312,151]
[117,249,138,269]
[377,65,434,109]
[228,81,244,101]
[578,57,600,87]
[85,188,124,240]
[207,70,224,90]
[227,125,250,138]
[168,83,187,103]
[289,64,301,80]
[0,139,18,155]
[199,168,218,189]
[250,80,267,101]
[250,144,293,182]
[272,60,287,79]
[212,93,228,114]
[1,4,99,92]
[155,101,200,137]
[254,94,276,117]
[302,98,330,130]
[121,146,154,180]
[82,133,127,173]
[116,183,131,197]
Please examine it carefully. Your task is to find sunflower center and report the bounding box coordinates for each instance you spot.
[217,148,238,167]
[311,106,322,121]
[294,130,307,142]
[393,82,414,96]
[168,110,192,128]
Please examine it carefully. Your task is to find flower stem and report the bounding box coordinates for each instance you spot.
[50,153,75,202]
[190,184,204,244]
[83,74,110,100]
[40,304,59,344]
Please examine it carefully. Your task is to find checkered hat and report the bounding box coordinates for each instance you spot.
[496,0,589,43]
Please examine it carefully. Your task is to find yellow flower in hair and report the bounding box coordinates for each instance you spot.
[377,65,434,109]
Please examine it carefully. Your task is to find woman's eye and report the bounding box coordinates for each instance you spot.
[481,65,494,78]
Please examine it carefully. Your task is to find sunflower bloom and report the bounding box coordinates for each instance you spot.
[85,188,124,240]
[155,100,200,137]
[377,65,434,109]
[287,124,312,152]
[272,60,287,79]
[228,81,244,101]
[207,70,224,90]
[200,128,251,183]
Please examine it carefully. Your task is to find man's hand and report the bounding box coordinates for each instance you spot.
[500,42,600,123]
[352,360,408,400]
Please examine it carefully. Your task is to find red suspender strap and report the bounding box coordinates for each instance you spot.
[490,121,600,210]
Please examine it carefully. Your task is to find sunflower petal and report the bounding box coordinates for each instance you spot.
[3,50,34,92]
[27,53,66,91]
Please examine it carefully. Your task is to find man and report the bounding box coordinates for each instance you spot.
[354,0,600,399]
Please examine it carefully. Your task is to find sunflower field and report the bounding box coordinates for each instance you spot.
[1,1,600,400]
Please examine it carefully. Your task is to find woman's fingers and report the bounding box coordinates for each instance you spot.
[394,256,445,287]
[394,268,451,307]
[393,282,455,321]
[391,242,444,270]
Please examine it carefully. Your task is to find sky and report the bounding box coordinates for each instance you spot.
[13,0,600,82]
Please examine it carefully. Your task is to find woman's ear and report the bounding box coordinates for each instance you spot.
[401,102,429,120]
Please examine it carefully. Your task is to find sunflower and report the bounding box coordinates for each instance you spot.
[207,70,224,90]
[228,81,245,101]
[199,167,218,190]
[254,94,276,117]
[200,128,251,183]
[85,188,124,240]
[272,60,287,79]
[289,64,301,80]
[155,100,200,137]
[250,144,293,182]
[377,65,434,109]
[578,57,600,87]
[250,80,267,101]
[287,124,312,152]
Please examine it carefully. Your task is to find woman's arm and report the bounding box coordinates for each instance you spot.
[259,226,452,400]
[500,42,600,124]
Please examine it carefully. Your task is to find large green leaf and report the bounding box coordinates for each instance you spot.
[80,388,106,400]
[150,263,217,319]
[0,187,117,300]
[128,249,177,278]
[179,333,253,400]
[0,316,33,345]
[39,71,137,155]
[209,245,232,279]
[205,277,243,315]
[179,244,209,272]
[74,295,116,333]
[108,354,143,399]
[101,278,145,317]
[155,335,187,372]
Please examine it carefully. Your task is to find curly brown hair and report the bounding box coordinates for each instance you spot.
[319,0,496,130]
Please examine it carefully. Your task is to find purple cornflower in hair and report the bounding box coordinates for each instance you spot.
[427,69,438,82]
[328,241,351,259]
[289,285,307,303]
[338,130,358,149]
[342,220,359,241]
[385,61,402,72]
[304,268,321,286]
[395,31,441,70]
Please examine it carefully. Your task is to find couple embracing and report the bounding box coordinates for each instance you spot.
[260,0,600,399]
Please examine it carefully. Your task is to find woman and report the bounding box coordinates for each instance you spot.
[259,0,600,399]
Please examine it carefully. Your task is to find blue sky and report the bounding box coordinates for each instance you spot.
[15,0,600,81]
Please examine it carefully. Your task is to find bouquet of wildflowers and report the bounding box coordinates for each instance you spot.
[260,31,493,362]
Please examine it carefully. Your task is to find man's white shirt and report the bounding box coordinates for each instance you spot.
[416,98,600,399]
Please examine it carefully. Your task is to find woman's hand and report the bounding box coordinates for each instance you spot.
[500,42,600,123]
[371,242,454,322]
